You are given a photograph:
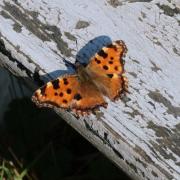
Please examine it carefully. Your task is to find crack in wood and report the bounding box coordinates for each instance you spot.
[84,119,124,160]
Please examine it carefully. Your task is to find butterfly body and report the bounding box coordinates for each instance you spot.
[32,40,128,115]
[76,64,92,83]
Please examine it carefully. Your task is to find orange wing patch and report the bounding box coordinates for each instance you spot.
[87,40,127,75]
[86,40,128,100]
[32,75,107,115]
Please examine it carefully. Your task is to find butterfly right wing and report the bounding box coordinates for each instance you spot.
[32,75,106,114]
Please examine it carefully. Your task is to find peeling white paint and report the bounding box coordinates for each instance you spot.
[0,0,180,179]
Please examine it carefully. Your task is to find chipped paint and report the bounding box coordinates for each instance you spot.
[152,170,158,177]
[150,61,161,72]
[157,3,180,17]
[129,72,137,78]
[64,32,77,41]
[75,20,90,29]
[128,0,153,3]
[126,160,138,173]
[173,47,180,56]
[107,0,122,8]
[148,90,180,118]
[148,121,180,161]
[13,23,22,33]
[141,11,146,18]
[2,2,72,57]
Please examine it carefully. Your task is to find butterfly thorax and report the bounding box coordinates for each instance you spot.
[76,64,92,83]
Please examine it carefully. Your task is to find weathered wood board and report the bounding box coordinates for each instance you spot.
[0,0,180,179]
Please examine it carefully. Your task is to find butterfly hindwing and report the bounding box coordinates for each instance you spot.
[32,75,106,113]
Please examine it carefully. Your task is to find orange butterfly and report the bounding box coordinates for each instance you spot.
[32,40,128,115]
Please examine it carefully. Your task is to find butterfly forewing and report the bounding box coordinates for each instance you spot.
[86,40,127,100]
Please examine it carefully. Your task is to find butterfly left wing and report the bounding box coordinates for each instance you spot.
[32,75,107,115]
[86,40,128,100]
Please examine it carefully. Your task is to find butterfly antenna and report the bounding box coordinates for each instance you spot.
[75,40,83,68]
[75,39,78,52]
[75,40,79,63]
[62,57,76,69]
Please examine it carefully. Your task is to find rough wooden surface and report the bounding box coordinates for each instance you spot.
[0,0,180,179]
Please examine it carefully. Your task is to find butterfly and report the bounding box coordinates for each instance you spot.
[32,40,128,115]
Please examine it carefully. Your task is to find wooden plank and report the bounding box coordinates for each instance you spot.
[0,0,180,179]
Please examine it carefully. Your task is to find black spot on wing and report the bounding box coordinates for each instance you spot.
[52,79,60,89]
[66,88,72,94]
[106,44,117,51]
[63,78,69,85]
[107,74,113,78]
[95,58,101,64]
[103,65,109,70]
[59,92,63,97]
[98,49,108,58]
[114,66,118,71]
[63,99,68,104]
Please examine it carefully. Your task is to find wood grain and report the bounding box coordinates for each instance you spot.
[0,0,179,179]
